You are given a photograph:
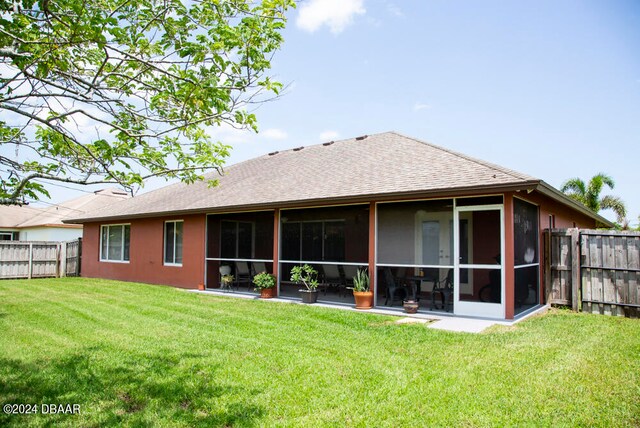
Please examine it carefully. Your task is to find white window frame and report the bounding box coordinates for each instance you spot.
[164,220,184,266]
[99,224,130,263]
[0,231,17,241]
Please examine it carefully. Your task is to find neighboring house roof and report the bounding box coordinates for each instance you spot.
[1,188,131,229]
[64,132,613,227]
[0,204,42,228]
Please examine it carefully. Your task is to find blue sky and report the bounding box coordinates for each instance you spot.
[43,0,640,224]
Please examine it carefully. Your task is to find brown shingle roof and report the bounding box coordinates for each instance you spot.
[67,132,547,222]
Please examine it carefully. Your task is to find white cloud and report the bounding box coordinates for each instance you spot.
[319,130,340,141]
[261,128,288,140]
[205,123,254,145]
[387,3,403,17]
[413,102,431,111]
[296,0,366,34]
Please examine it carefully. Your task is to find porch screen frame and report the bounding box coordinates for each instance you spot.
[204,211,275,291]
[453,203,505,318]
[513,196,541,316]
[375,197,456,309]
[279,219,347,264]
[277,205,369,300]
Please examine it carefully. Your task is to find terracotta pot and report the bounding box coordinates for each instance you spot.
[403,299,419,314]
[353,291,374,310]
[198,283,206,291]
[260,287,276,299]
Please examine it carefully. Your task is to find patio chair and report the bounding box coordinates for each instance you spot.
[251,262,268,276]
[321,264,344,295]
[342,265,359,285]
[430,269,453,312]
[383,268,408,306]
[235,261,252,291]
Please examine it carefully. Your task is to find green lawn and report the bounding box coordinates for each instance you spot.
[0,278,639,427]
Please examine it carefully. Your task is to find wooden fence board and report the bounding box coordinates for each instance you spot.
[65,240,81,276]
[0,239,81,280]
[548,229,640,318]
[547,229,574,305]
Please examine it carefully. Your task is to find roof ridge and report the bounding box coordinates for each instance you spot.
[248,130,398,159]
[389,131,536,182]
[253,133,363,157]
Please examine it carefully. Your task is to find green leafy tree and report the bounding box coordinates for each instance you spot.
[0,0,294,204]
[561,173,627,223]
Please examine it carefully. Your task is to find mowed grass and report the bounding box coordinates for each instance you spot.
[0,278,639,427]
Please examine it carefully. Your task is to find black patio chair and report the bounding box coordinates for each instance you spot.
[431,269,453,312]
[383,268,408,306]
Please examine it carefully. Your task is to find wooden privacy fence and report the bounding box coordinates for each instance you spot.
[546,229,640,318]
[0,239,82,279]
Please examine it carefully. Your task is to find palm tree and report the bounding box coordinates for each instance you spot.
[561,173,627,223]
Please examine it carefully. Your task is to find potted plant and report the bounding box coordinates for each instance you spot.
[290,264,319,303]
[352,268,373,309]
[221,274,234,291]
[253,272,276,299]
[403,299,419,314]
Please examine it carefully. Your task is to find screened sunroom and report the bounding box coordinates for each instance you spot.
[202,194,541,318]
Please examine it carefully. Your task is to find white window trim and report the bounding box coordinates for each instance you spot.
[100,224,130,263]
[164,220,184,267]
[0,231,17,241]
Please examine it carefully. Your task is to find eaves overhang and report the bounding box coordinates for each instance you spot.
[535,181,614,228]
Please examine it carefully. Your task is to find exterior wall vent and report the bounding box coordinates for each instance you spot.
[355,135,368,141]
[293,146,304,151]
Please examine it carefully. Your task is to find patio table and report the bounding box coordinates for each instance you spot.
[404,276,431,301]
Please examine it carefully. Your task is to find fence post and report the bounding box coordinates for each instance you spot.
[570,228,580,312]
[76,238,82,276]
[28,243,33,279]
[544,229,550,304]
[60,242,67,278]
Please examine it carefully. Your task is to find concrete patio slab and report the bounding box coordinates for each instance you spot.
[427,317,499,333]
[395,317,432,324]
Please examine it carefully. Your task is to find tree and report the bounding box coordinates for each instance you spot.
[0,0,294,204]
[561,173,627,223]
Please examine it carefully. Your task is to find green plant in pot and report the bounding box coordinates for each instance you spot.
[221,274,234,291]
[253,272,276,299]
[290,264,319,303]
[352,268,373,309]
